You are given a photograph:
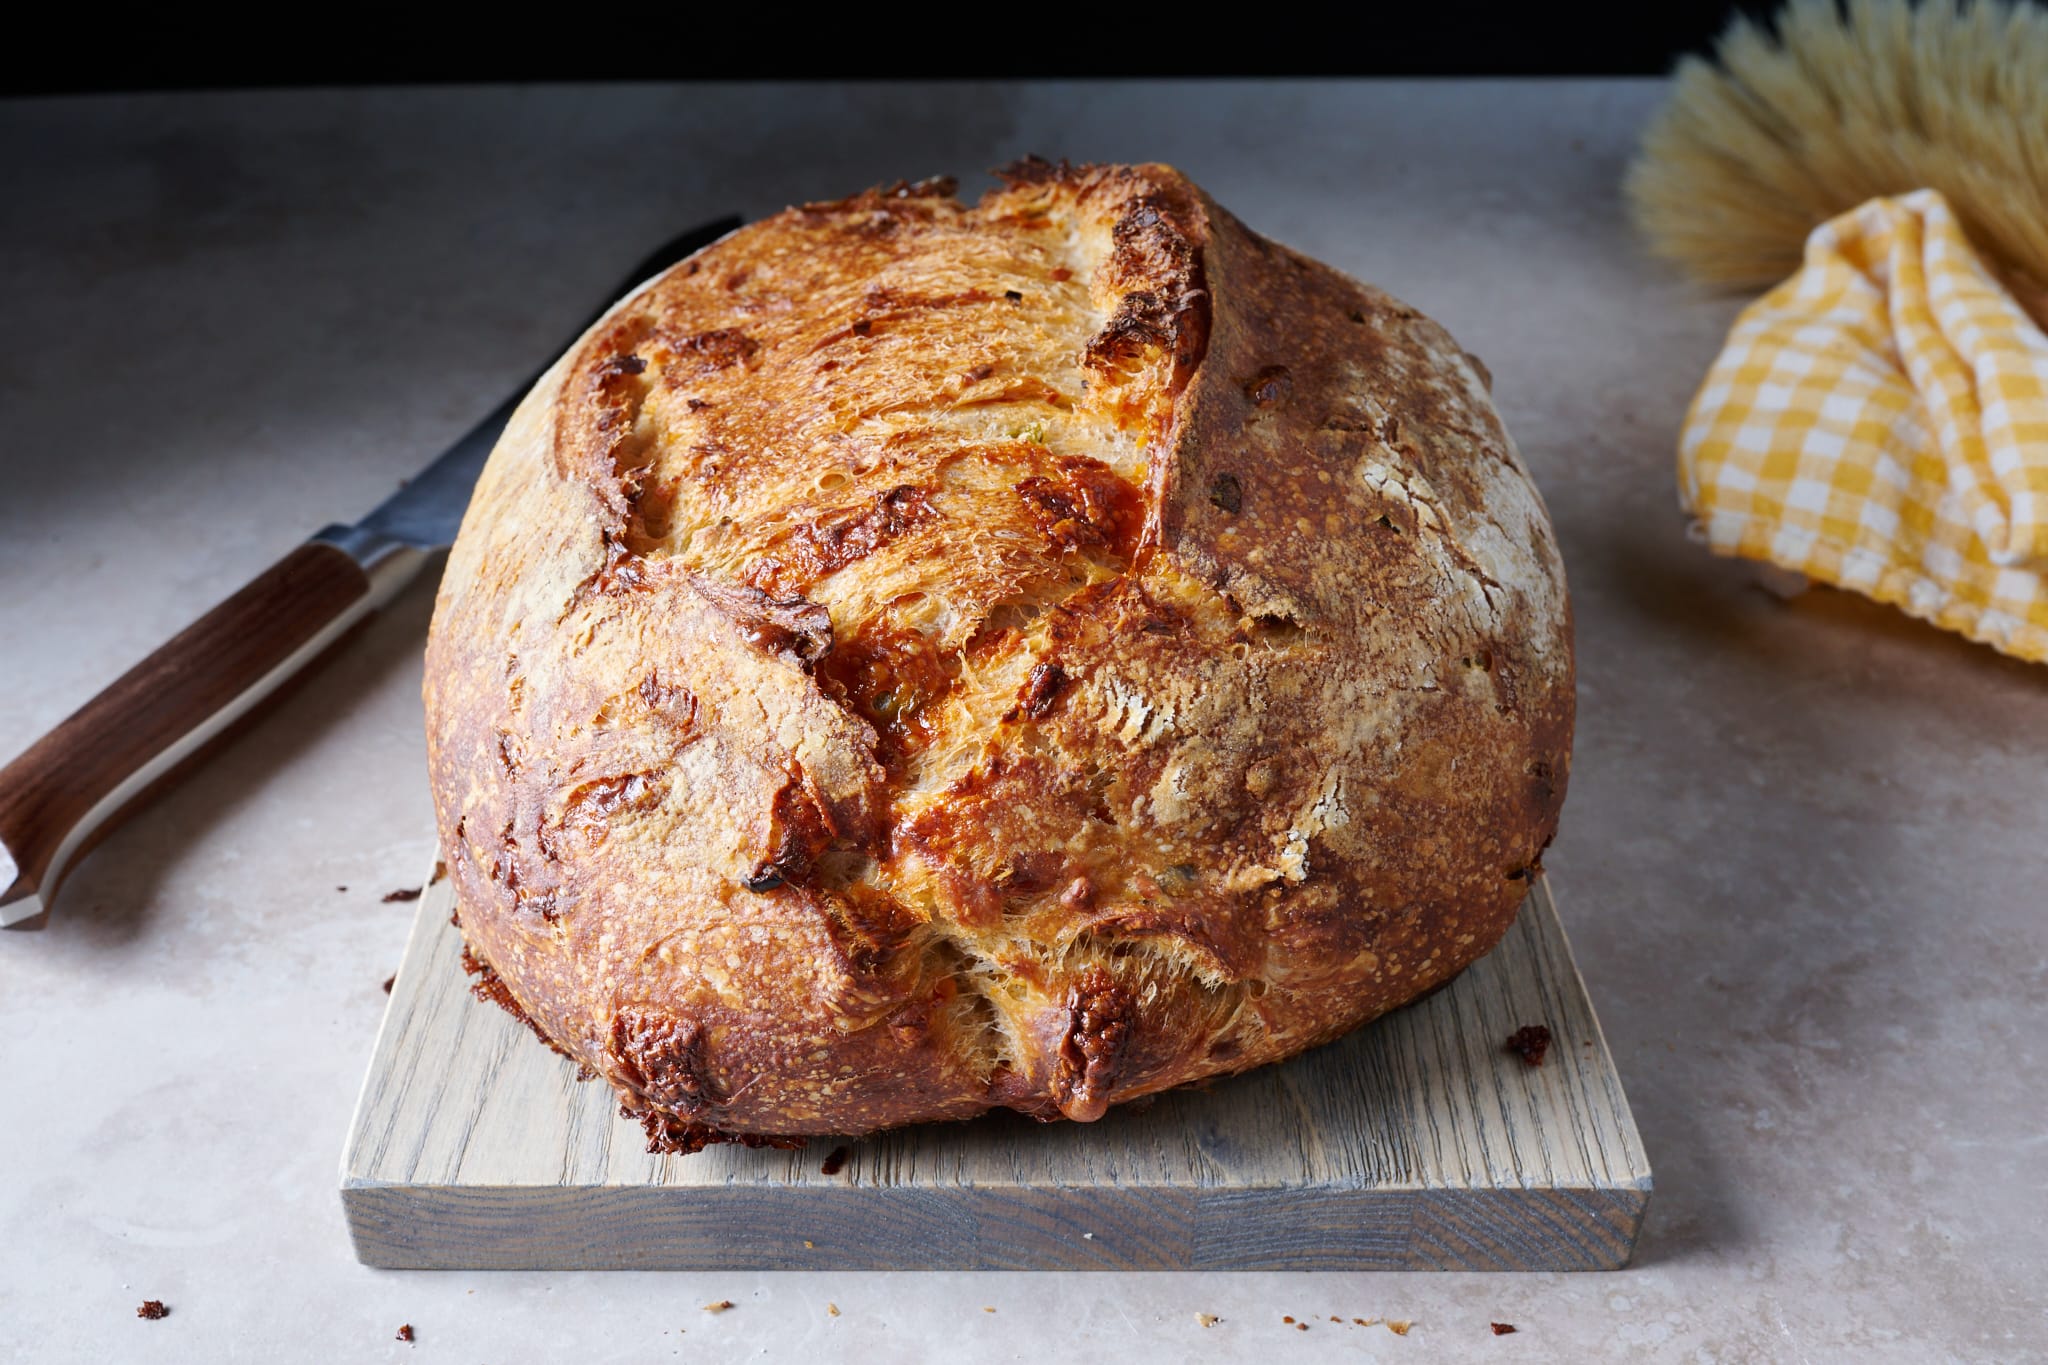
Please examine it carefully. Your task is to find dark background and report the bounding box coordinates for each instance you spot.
[7,3,1788,95]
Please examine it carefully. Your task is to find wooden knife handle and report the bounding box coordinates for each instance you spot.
[0,541,387,928]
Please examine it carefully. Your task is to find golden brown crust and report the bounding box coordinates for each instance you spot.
[423,161,1573,1144]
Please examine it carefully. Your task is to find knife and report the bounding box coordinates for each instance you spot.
[0,214,743,928]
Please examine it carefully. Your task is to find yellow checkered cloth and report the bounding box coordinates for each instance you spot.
[1680,189,2048,663]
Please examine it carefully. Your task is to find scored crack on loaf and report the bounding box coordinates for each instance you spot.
[424,160,1573,1151]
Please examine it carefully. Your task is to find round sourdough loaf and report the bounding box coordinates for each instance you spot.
[424,161,1573,1151]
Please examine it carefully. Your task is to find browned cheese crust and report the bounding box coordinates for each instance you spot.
[423,162,1573,1149]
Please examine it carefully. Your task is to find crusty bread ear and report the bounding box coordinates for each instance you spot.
[1626,0,2048,294]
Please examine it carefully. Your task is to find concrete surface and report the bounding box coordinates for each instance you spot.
[2,81,2044,1364]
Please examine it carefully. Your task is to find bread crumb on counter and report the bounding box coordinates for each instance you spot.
[136,1301,169,1321]
[702,1300,734,1314]
[1491,1322,1517,1335]
[396,1324,415,1343]
[382,887,422,903]
[1388,1320,1414,1335]
[1195,1313,1219,1327]
[827,1303,841,1317]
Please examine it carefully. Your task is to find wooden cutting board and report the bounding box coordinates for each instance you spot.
[341,871,1648,1271]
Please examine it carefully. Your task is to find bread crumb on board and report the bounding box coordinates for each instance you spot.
[1195,1313,1219,1327]
[1388,1320,1414,1335]
[382,887,422,904]
[827,1303,841,1318]
[1505,1024,1552,1067]
[136,1301,169,1321]
[1491,1322,1518,1335]
[396,1324,415,1343]
[702,1300,734,1314]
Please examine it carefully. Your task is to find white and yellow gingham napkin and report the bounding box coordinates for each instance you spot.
[1679,188,2048,663]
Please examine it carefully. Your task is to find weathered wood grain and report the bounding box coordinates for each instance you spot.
[341,872,1648,1270]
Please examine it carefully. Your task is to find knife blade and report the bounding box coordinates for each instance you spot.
[0,214,743,927]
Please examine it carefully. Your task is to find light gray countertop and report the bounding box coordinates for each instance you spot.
[3,80,2043,1364]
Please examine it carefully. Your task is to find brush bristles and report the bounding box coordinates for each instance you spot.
[1626,0,2048,291]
